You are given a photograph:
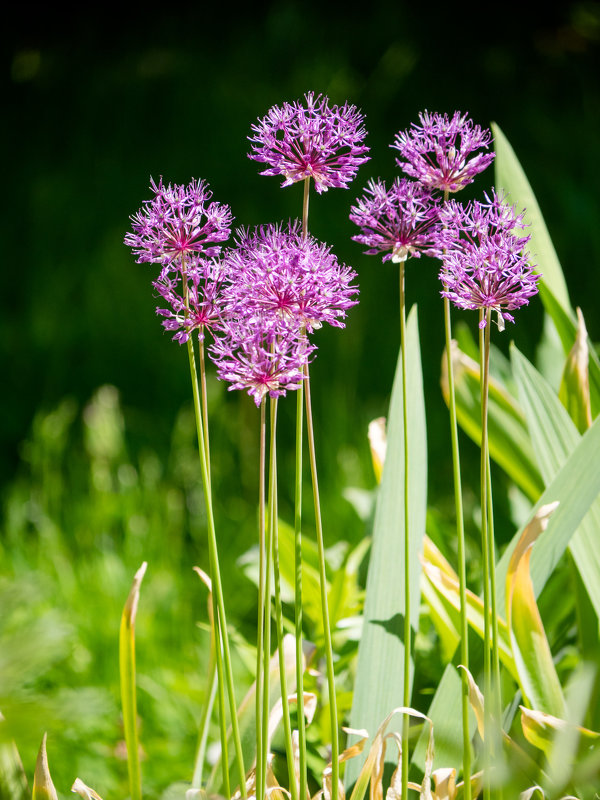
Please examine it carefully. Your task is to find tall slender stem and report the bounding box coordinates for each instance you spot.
[256,400,267,800]
[479,308,492,800]
[186,333,247,797]
[295,379,307,800]
[443,297,472,799]
[270,397,299,800]
[304,366,339,800]
[399,260,411,800]
[261,399,275,800]
[295,175,311,800]
[198,334,211,485]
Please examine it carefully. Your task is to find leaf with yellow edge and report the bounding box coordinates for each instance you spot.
[520,706,600,759]
[559,308,592,434]
[421,558,517,681]
[367,418,386,485]
[70,778,104,799]
[506,504,566,718]
[32,734,57,800]
[119,562,147,800]
[457,668,485,742]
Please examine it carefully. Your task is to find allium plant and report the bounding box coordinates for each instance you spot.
[248,93,367,800]
[125,178,248,799]
[248,91,369,194]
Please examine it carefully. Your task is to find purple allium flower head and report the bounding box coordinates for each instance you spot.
[392,111,495,194]
[220,221,359,332]
[208,221,358,403]
[210,317,314,406]
[350,177,442,263]
[124,177,233,277]
[248,92,370,194]
[439,192,540,329]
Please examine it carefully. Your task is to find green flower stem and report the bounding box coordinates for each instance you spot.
[399,260,410,800]
[295,175,310,800]
[186,334,247,797]
[479,308,492,800]
[302,177,310,238]
[304,365,339,800]
[261,398,275,800]
[295,379,307,800]
[270,397,299,800]
[256,399,267,800]
[198,334,211,485]
[486,427,503,800]
[443,294,472,800]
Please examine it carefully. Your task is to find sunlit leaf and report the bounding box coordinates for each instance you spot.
[520,706,599,758]
[70,777,104,799]
[558,308,592,433]
[421,558,517,681]
[511,345,600,622]
[119,562,147,800]
[346,307,427,788]
[506,503,565,717]
[0,711,29,800]
[32,734,58,800]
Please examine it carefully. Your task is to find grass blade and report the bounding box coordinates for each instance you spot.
[119,561,147,800]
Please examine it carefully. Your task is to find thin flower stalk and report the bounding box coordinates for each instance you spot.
[186,333,246,797]
[270,396,299,800]
[399,260,411,800]
[443,294,472,799]
[304,366,339,800]
[256,398,267,800]
[260,398,274,800]
[440,183,472,799]
[479,308,493,800]
[296,175,311,800]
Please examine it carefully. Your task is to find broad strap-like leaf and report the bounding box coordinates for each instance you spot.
[345,306,427,789]
[511,345,600,621]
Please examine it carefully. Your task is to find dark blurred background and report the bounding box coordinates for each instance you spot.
[4,0,600,550]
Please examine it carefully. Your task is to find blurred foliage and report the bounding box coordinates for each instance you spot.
[3,2,600,796]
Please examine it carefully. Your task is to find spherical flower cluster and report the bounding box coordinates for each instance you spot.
[438,193,540,328]
[349,178,441,263]
[209,222,359,405]
[124,177,233,277]
[392,111,495,194]
[248,92,370,194]
[124,177,234,342]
